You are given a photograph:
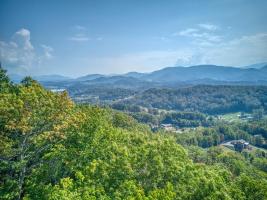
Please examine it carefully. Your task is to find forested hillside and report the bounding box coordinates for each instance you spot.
[1,67,267,200]
[112,85,267,114]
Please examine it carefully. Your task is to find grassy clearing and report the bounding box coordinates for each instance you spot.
[218,112,244,123]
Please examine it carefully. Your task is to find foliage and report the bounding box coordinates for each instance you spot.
[111,85,267,115]
[1,71,267,199]
[0,76,83,199]
[172,121,267,149]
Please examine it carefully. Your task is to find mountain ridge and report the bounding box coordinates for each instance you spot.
[8,63,267,84]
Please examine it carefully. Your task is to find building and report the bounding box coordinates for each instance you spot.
[160,124,176,132]
[221,139,251,152]
[230,139,250,152]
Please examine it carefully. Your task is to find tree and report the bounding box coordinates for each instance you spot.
[236,174,267,200]
[0,66,12,93]
[252,108,264,121]
[1,73,267,199]
[0,81,82,200]
[20,76,37,87]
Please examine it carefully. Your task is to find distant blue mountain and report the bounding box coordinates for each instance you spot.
[243,62,267,69]
[8,74,72,83]
[8,62,267,85]
[76,74,105,81]
[123,72,146,78]
[34,75,72,82]
[141,65,267,82]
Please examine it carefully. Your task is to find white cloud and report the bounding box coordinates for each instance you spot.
[174,33,267,66]
[69,26,90,42]
[14,28,34,50]
[0,28,53,74]
[16,28,30,37]
[69,26,103,42]
[192,32,222,41]
[74,25,86,31]
[153,36,170,42]
[176,28,198,36]
[198,23,219,31]
[86,32,267,73]
[40,44,54,59]
[176,23,221,46]
[202,33,267,66]
[68,33,90,42]
[69,36,90,41]
[177,25,222,46]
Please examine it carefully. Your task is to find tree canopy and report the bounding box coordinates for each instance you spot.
[1,70,267,199]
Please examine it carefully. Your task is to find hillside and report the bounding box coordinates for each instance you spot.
[142,65,267,82]
[1,67,267,200]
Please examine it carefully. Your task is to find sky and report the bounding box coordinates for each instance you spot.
[0,0,267,77]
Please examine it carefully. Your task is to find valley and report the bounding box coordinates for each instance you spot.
[2,0,267,199]
[2,64,267,200]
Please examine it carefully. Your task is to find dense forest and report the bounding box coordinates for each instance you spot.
[111,85,267,114]
[1,67,267,200]
[130,111,214,128]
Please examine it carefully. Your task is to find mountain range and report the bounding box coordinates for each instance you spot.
[140,65,267,83]
[8,63,267,87]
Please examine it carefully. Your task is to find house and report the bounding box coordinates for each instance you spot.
[50,88,66,93]
[221,139,251,152]
[160,124,176,132]
[230,139,250,152]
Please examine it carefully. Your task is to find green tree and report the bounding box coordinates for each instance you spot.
[0,66,13,93]
[0,81,82,200]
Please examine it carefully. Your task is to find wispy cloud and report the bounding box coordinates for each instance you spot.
[40,44,54,59]
[203,33,267,66]
[68,25,90,42]
[198,23,219,31]
[175,32,267,66]
[0,28,53,74]
[68,34,90,42]
[73,25,86,31]
[175,28,198,36]
[153,36,170,42]
[68,25,103,42]
[176,24,222,46]
[161,24,220,44]
[191,32,221,41]
[84,32,267,74]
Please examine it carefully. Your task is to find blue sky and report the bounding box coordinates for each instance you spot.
[0,0,267,77]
